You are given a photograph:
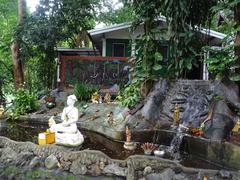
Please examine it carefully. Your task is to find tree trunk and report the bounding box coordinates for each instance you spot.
[11,0,26,88]
[11,41,24,88]
[234,3,240,76]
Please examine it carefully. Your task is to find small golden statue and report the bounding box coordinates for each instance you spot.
[123,125,136,150]
[91,92,100,103]
[173,104,180,125]
[106,111,114,124]
[232,118,240,134]
[0,106,4,118]
[104,93,111,104]
[125,126,131,142]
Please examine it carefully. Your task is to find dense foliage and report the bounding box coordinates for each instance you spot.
[10,88,39,119]
[131,0,217,80]
[0,0,17,97]
[74,83,99,101]
[117,0,217,107]
[205,0,240,80]
[19,0,99,90]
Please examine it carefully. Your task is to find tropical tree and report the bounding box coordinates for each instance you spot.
[0,0,18,103]
[19,0,99,89]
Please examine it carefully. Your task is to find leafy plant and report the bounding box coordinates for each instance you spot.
[208,0,240,81]
[74,83,98,101]
[204,45,236,79]
[117,81,141,108]
[131,0,216,79]
[10,88,39,119]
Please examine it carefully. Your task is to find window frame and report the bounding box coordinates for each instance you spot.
[112,43,125,57]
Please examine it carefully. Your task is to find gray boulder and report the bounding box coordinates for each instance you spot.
[44,154,59,169]
[143,166,152,176]
[0,147,18,163]
[103,163,127,177]
[69,162,87,175]
[29,157,41,168]
[203,101,235,140]
[146,169,175,180]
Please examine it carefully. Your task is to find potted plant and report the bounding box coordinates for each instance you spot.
[44,89,56,109]
[44,89,56,103]
[141,142,157,155]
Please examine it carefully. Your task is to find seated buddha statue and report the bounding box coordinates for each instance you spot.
[49,94,84,146]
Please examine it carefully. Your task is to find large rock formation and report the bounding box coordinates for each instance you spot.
[127,78,240,140]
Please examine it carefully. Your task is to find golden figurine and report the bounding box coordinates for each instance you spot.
[91,92,100,103]
[104,93,111,104]
[123,125,136,150]
[0,106,4,118]
[232,118,240,134]
[106,111,114,124]
[125,126,132,142]
[173,104,180,125]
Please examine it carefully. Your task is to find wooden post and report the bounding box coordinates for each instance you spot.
[59,55,66,89]
[234,3,240,76]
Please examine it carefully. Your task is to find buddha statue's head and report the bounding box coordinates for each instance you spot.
[67,94,77,107]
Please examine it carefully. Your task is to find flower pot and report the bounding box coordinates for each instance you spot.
[46,102,56,109]
[143,149,152,155]
[45,96,56,103]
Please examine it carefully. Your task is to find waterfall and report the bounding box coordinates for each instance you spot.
[168,125,186,160]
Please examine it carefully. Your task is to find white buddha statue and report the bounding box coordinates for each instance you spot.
[49,94,84,146]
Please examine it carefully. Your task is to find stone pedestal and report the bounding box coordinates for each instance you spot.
[123,142,136,151]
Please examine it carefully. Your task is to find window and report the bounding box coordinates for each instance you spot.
[112,43,125,57]
[158,45,168,63]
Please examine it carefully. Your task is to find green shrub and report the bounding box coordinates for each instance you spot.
[74,83,99,101]
[117,81,141,108]
[11,88,39,118]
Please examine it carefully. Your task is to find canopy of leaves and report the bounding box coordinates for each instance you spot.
[0,0,17,82]
[98,0,134,25]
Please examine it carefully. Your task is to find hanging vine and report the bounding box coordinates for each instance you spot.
[119,0,216,107]
[205,0,240,80]
[131,0,217,79]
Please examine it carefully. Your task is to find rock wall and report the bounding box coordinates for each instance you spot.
[0,136,239,179]
[127,78,240,140]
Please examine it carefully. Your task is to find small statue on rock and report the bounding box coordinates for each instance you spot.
[104,93,111,104]
[0,106,4,117]
[91,92,100,103]
[232,118,240,134]
[123,125,136,150]
[125,125,131,142]
[106,111,114,124]
[173,104,180,125]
